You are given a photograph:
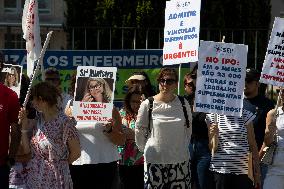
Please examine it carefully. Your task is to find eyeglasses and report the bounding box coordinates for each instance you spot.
[158,78,176,85]
[89,83,102,89]
[184,82,194,87]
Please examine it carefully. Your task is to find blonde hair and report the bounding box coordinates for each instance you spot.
[5,67,19,87]
[84,78,112,103]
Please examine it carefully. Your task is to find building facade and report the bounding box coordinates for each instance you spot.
[0,0,67,50]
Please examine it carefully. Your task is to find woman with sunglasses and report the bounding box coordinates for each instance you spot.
[263,89,284,189]
[135,67,192,188]
[184,72,214,189]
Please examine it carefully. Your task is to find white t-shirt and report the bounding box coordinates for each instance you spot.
[207,109,255,175]
[72,121,120,165]
[135,96,192,164]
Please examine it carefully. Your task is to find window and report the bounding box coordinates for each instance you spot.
[4,0,51,14]
[38,0,51,14]
[5,33,25,49]
[4,0,18,13]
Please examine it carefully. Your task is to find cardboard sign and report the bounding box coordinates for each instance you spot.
[0,64,22,97]
[73,66,117,123]
[163,0,201,65]
[260,17,284,87]
[195,41,248,116]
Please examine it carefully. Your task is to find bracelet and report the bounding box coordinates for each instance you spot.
[21,129,30,133]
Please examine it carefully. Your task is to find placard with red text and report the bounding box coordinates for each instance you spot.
[73,66,117,123]
[260,17,284,86]
[195,41,248,117]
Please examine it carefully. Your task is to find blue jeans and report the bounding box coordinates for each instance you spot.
[260,163,268,189]
[189,138,213,189]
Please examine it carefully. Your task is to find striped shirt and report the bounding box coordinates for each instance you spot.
[207,109,255,175]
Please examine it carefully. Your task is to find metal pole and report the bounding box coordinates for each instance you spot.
[72,27,74,50]
[97,29,100,50]
[146,29,149,49]
[122,28,124,49]
[133,29,136,49]
[254,31,258,69]
[84,28,87,50]
[109,28,112,50]
[178,63,182,95]
[158,29,161,49]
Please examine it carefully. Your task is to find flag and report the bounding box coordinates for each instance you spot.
[22,0,41,78]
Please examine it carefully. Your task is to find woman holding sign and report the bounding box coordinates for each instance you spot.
[135,67,192,189]
[18,82,81,189]
[68,76,126,189]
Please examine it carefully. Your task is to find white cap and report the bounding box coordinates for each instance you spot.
[125,75,146,84]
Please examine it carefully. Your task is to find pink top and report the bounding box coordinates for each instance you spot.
[24,112,79,189]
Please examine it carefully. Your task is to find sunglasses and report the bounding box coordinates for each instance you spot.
[276,89,284,94]
[184,82,194,87]
[89,83,102,90]
[158,78,176,85]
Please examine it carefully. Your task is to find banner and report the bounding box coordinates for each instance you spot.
[195,41,248,117]
[22,0,42,78]
[260,17,284,87]
[2,49,192,105]
[73,66,117,123]
[163,0,201,65]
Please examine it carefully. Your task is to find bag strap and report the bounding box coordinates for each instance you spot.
[177,95,190,128]
[147,97,154,134]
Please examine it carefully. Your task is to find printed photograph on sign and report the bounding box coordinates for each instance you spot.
[73,66,117,123]
[0,63,22,97]
[75,77,114,103]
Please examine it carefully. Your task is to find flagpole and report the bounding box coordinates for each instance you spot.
[22,31,53,108]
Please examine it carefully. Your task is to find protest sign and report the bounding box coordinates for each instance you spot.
[260,17,284,87]
[195,41,248,116]
[73,66,117,123]
[0,64,22,97]
[163,0,201,65]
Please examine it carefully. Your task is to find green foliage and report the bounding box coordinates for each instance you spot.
[63,0,271,54]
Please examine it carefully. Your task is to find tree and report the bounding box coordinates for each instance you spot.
[64,0,271,65]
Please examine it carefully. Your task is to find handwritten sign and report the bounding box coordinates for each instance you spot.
[195,41,248,117]
[73,66,117,123]
[163,0,201,65]
[260,17,284,86]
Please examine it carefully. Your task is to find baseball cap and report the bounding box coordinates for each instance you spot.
[246,68,260,82]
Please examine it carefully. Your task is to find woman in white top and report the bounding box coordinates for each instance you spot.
[135,67,192,189]
[65,77,126,189]
[263,89,284,189]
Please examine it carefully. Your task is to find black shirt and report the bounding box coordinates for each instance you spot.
[245,95,274,150]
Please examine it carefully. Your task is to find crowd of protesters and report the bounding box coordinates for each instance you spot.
[1,61,281,189]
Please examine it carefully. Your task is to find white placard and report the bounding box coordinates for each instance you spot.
[260,17,284,87]
[73,66,117,123]
[163,0,201,65]
[195,41,248,117]
[0,64,22,97]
